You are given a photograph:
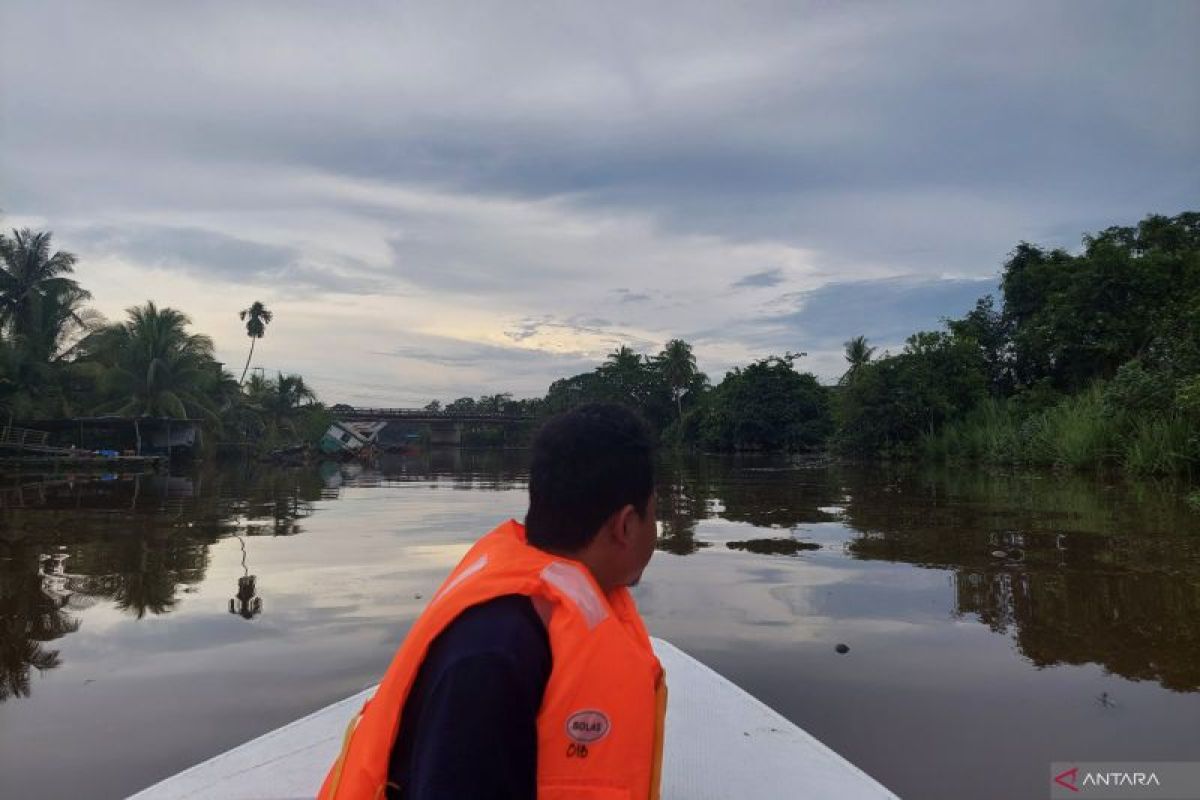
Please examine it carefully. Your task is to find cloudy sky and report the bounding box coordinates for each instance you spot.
[2,1,1197,404]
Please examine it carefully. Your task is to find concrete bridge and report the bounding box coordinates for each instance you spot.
[331,406,534,446]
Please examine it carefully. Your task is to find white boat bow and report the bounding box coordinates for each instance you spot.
[129,638,899,799]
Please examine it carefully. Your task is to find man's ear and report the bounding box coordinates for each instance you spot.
[611,504,637,549]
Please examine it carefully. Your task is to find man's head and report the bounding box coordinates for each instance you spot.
[525,403,657,591]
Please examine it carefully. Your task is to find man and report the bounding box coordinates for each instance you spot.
[320,403,666,800]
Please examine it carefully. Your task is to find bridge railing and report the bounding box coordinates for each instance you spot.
[333,407,533,420]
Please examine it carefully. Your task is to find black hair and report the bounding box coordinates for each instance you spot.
[525,403,655,552]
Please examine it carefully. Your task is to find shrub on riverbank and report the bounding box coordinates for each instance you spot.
[838,211,1199,480]
[921,383,1199,476]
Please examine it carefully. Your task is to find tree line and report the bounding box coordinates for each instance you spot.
[0,228,326,452]
[423,212,1198,478]
[5,211,1197,477]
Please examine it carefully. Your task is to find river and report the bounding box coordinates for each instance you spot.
[1,452,1198,799]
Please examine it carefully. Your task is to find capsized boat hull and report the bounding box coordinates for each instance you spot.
[129,638,899,799]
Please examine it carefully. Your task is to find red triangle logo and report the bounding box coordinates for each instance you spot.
[1055,767,1080,793]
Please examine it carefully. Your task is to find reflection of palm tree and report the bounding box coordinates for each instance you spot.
[0,545,81,702]
[111,539,179,619]
[655,462,712,555]
[64,533,205,620]
[228,536,263,620]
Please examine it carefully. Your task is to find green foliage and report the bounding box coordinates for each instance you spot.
[0,227,325,456]
[927,384,1198,477]
[541,343,706,436]
[82,302,221,420]
[655,338,699,422]
[1103,360,1173,415]
[237,372,320,446]
[1001,213,1200,391]
[839,335,875,385]
[1176,376,1200,418]
[1122,414,1197,476]
[837,330,988,455]
[850,212,1200,486]
[0,228,99,419]
[922,397,1022,465]
[1022,386,1122,469]
[689,354,830,452]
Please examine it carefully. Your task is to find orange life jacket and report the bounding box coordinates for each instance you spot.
[319,519,667,800]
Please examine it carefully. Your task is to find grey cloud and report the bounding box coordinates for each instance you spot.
[613,288,651,303]
[383,340,585,369]
[732,268,785,289]
[72,225,385,295]
[753,275,998,352]
[2,2,1195,399]
[684,274,996,374]
[503,315,657,352]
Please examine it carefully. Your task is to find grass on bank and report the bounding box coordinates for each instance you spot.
[922,385,1199,477]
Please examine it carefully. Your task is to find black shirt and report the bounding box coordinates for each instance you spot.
[386,594,552,800]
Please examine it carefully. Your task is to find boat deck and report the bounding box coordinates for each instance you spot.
[129,639,899,799]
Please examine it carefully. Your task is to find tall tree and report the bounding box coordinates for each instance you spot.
[655,339,698,421]
[238,301,273,384]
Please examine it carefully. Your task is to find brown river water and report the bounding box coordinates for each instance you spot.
[1,452,1198,799]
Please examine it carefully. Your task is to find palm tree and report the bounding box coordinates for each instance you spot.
[841,335,876,384]
[0,229,84,344]
[245,372,317,442]
[655,339,698,422]
[605,345,643,373]
[238,301,273,384]
[86,301,219,419]
[0,281,99,418]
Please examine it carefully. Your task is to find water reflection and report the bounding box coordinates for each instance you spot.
[0,544,79,700]
[0,465,326,699]
[653,460,1200,692]
[0,454,1197,709]
[228,536,263,620]
[726,538,821,555]
[841,468,1200,691]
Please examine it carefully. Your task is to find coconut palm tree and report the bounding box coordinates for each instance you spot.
[0,280,99,418]
[841,335,876,384]
[238,301,273,384]
[86,301,219,419]
[655,339,698,422]
[0,228,84,345]
[605,345,643,373]
[244,372,317,442]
